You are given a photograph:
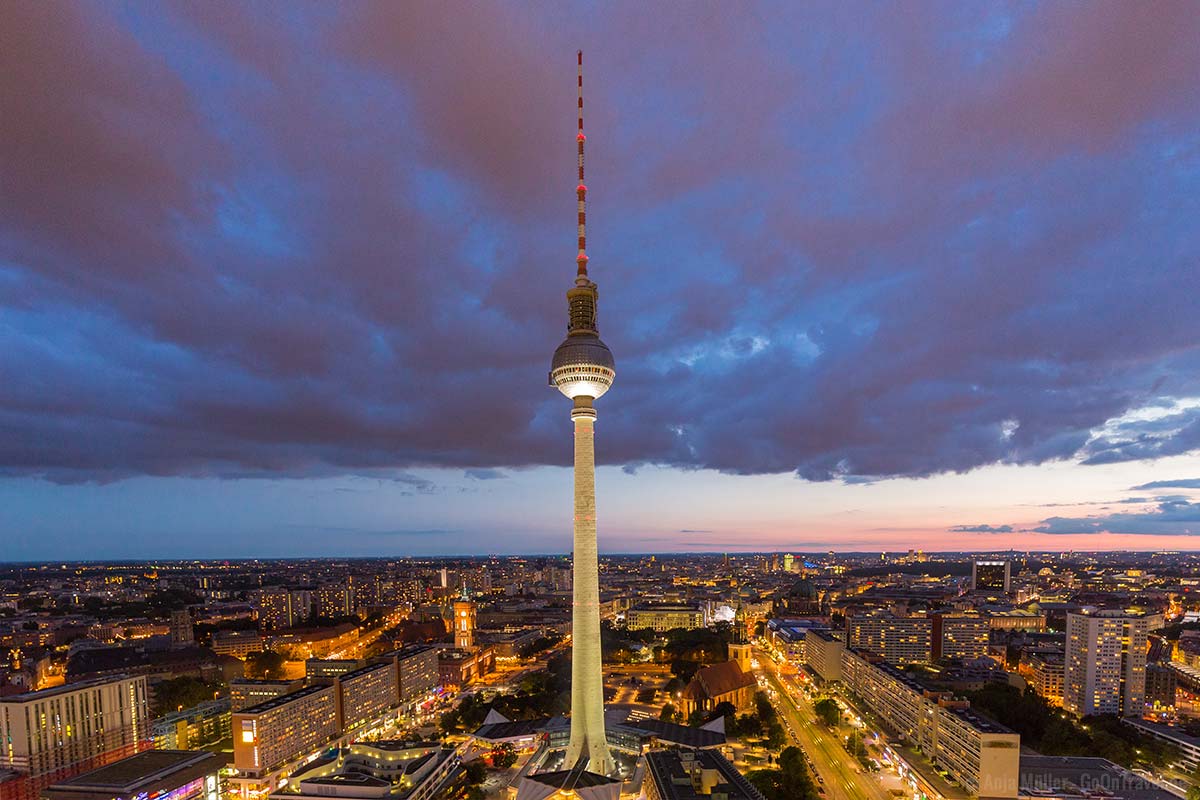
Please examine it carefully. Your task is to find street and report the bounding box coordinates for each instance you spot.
[755,648,892,800]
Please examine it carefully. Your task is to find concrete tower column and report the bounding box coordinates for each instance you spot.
[565,400,611,773]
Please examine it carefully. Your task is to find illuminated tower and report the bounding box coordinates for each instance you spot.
[549,51,615,775]
[453,585,476,651]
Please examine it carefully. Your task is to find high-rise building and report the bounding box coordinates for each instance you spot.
[548,51,615,776]
[231,685,339,798]
[0,676,150,800]
[782,553,794,573]
[1064,610,1151,717]
[972,560,1011,593]
[252,588,311,630]
[313,582,353,619]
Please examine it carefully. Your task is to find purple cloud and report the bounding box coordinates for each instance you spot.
[1,4,1199,485]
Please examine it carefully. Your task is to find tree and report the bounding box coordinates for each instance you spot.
[464,760,487,785]
[152,676,225,716]
[814,697,840,727]
[492,742,517,769]
[1186,765,1200,800]
[244,650,286,680]
[747,746,817,800]
[660,703,680,723]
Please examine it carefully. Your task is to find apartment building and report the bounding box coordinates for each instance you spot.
[231,685,339,798]
[1064,611,1151,717]
[803,629,845,683]
[375,646,439,710]
[1025,652,1065,707]
[0,676,150,800]
[334,663,396,734]
[229,679,304,712]
[840,649,1020,799]
[846,613,932,664]
[934,615,992,661]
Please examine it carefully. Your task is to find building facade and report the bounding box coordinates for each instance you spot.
[231,685,340,798]
[972,561,1011,593]
[0,675,150,800]
[1064,611,1150,717]
[840,649,1020,799]
[626,604,706,633]
[846,614,932,664]
[43,750,222,800]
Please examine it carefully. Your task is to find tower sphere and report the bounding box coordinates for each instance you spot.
[550,334,615,400]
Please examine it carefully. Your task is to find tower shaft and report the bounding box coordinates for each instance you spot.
[565,403,611,772]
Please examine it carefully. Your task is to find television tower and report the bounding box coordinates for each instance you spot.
[549,50,615,774]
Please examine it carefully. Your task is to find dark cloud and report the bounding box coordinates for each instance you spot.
[2,4,1200,484]
[1035,498,1200,536]
[949,524,1013,534]
[1131,478,1200,491]
[464,468,506,481]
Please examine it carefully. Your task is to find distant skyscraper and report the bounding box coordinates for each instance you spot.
[972,559,1011,593]
[549,51,615,775]
[782,553,794,573]
[1064,610,1150,717]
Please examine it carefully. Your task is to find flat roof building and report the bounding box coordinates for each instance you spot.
[841,648,1020,799]
[627,604,706,633]
[43,750,222,800]
[644,749,765,800]
[231,685,339,798]
[0,675,150,800]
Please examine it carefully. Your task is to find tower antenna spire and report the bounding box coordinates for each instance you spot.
[576,50,588,278]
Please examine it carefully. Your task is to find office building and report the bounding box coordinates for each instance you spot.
[1064,611,1150,717]
[627,604,706,633]
[645,749,765,800]
[846,613,932,664]
[231,685,339,798]
[548,51,615,775]
[0,675,150,800]
[840,649,1020,798]
[972,561,1011,593]
[43,750,222,800]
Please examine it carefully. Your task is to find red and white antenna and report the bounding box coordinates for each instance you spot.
[576,50,588,277]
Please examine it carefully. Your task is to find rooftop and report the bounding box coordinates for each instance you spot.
[52,750,222,792]
[0,674,137,703]
[645,750,765,800]
[1019,755,1176,800]
[236,683,331,715]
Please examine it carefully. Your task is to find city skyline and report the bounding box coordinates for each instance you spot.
[3,4,1200,559]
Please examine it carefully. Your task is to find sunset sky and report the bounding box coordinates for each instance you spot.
[3,3,1199,559]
